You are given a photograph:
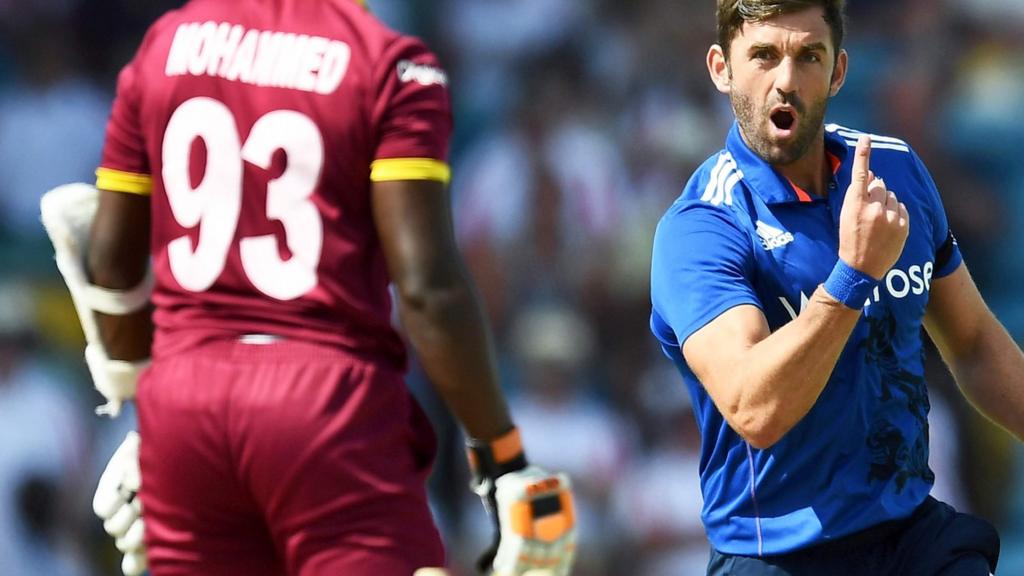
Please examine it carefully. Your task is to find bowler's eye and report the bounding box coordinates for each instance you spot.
[800,52,822,63]
[753,49,773,61]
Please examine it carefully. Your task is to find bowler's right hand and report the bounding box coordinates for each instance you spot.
[838,135,910,280]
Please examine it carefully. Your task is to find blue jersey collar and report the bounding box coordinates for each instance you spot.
[725,122,850,205]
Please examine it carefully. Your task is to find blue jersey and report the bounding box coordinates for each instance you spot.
[649,123,963,556]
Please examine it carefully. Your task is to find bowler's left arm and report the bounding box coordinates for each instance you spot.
[924,263,1024,441]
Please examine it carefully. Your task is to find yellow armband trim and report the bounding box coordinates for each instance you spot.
[370,158,450,185]
[95,168,153,196]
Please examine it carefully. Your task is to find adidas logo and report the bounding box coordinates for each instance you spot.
[756,220,795,250]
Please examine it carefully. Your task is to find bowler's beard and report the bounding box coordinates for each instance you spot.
[731,88,829,166]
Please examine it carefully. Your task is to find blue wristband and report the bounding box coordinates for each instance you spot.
[823,259,879,309]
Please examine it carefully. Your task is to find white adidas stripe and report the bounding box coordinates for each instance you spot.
[702,153,742,206]
[719,167,743,206]
[826,123,902,141]
[843,139,910,152]
[837,130,907,146]
[827,123,911,151]
[701,154,731,203]
[837,130,909,147]
[711,156,738,206]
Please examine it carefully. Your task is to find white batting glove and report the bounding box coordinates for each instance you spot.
[93,431,147,576]
[467,428,576,576]
[490,467,576,576]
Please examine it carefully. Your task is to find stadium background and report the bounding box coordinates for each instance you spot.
[0,0,1022,574]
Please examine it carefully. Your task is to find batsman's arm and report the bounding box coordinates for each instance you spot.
[87,189,154,362]
[42,182,150,572]
[375,177,579,576]
[371,178,513,441]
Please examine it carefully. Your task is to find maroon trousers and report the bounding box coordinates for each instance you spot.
[137,339,444,575]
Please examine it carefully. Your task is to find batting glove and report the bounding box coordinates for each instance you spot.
[468,428,577,576]
[93,431,147,576]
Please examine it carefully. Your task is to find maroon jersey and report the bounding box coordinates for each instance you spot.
[96,0,453,368]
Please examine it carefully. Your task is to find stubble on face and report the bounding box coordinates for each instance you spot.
[730,83,829,166]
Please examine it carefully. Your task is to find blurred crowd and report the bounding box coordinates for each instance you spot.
[0,1,1022,574]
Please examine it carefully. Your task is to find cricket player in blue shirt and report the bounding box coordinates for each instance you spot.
[650,1,1024,574]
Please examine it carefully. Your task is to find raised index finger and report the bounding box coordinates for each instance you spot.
[850,134,872,192]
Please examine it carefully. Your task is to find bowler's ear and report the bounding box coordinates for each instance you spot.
[708,44,731,94]
[829,49,848,97]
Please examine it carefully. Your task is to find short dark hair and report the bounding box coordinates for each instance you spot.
[717,0,846,61]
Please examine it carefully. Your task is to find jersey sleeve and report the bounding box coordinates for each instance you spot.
[369,37,452,184]
[96,59,153,195]
[650,201,762,351]
[908,151,962,278]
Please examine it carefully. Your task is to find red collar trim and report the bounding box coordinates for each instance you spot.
[787,151,842,202]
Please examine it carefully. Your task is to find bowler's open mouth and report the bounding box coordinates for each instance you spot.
[771,109,795,131]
